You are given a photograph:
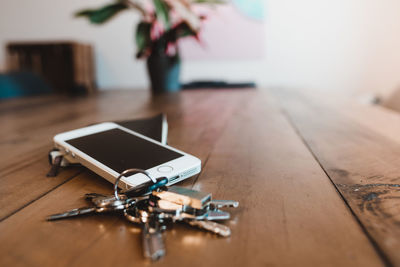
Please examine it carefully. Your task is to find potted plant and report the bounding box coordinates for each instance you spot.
[76,0,221,94]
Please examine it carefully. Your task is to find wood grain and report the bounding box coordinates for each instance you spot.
[273,88,400,266]
[0,89,383,266]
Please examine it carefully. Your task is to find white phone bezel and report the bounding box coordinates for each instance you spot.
[53,122,201,189]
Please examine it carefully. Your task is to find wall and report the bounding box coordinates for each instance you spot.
[263,0,400,98]
[1,0,400,97]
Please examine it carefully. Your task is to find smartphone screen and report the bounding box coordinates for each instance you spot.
[65,128,183,173]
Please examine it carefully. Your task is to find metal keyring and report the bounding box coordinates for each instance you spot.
[114,168,156,200]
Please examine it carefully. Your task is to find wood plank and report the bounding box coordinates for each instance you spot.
[273,88,400,266]
[344,104,400,146]
[280,88,400,147]
[0,90,383,266]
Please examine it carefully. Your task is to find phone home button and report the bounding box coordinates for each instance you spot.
[157,166,173,173]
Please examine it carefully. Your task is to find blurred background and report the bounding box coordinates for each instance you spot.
[1,0,400,99]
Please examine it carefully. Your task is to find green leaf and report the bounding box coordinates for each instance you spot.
[75,2,128,24]
[153,0,170,29]
[135,22,152,58]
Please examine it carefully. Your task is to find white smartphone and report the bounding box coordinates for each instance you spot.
[53,122,201,189]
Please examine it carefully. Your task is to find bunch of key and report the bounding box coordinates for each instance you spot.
[47,175,239,261]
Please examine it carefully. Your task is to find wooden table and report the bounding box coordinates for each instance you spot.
[2,89,400,266]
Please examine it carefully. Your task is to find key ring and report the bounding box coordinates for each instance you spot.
[114,168,156,200]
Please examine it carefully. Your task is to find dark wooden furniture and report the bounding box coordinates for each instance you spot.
[6,42,96,95]
[2,89,400,266]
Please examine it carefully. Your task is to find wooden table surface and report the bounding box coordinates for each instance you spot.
[2,88,400,266]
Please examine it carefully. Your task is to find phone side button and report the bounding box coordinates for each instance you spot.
[157,166,173,173]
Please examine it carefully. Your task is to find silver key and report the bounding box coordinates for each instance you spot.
[185,220,231,237]
[47,195,135,221]
[47,207,98,221]
[147,206,231,236]
[179,210,231,221]
[124,201,167,261]
[204,210,231,220]
[179,199,239,220]
[141,218,166,261]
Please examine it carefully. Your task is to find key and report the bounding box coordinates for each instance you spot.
[47,195,135,221]
[46,207,97,221]
[185,220,231,237]
[180,210,231,221]
[182,200,238,214]
[179,199,239,219]
[204,210,231,220]
[141,218,166,261]
[124,201,166,261]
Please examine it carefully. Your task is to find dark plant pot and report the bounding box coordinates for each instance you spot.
[147,52,181,94]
